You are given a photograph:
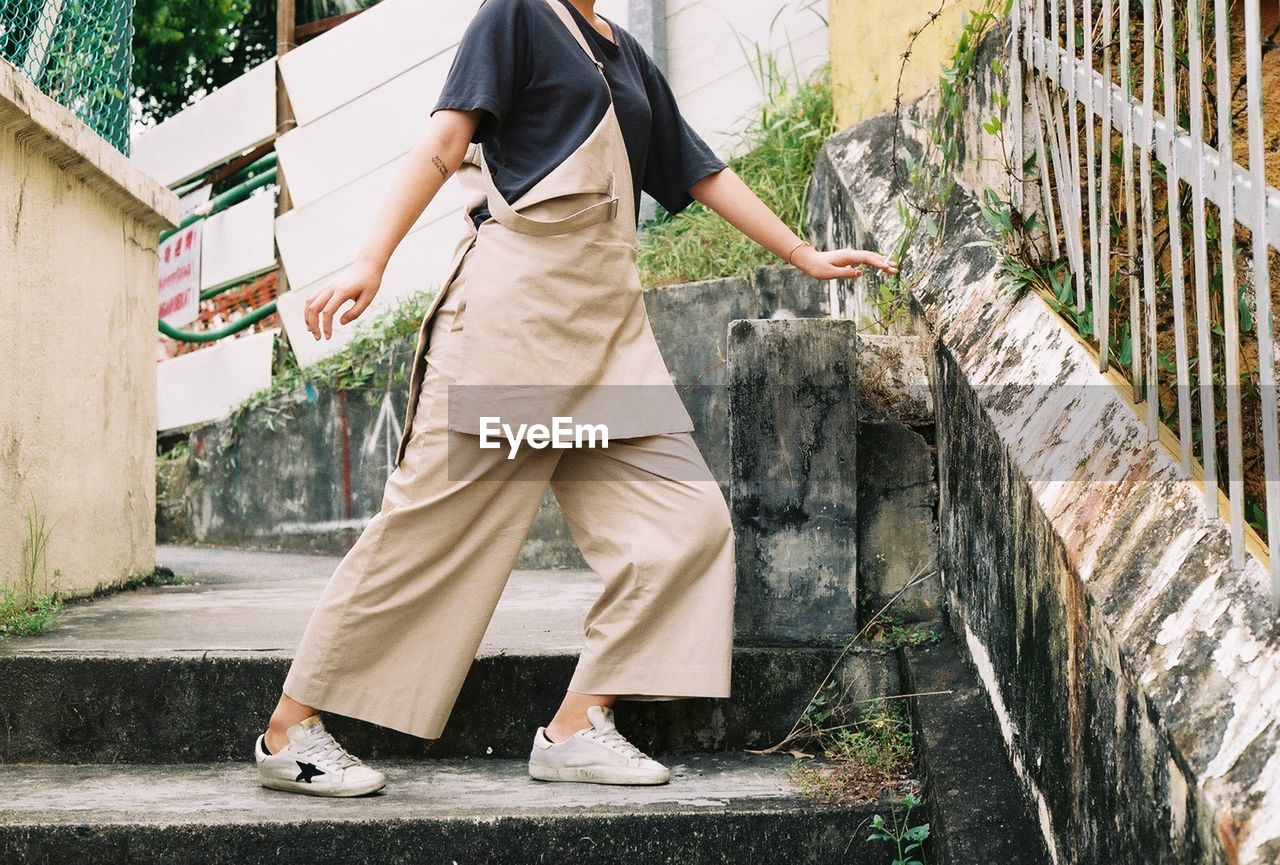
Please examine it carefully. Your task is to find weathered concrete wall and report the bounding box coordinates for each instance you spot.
[729,318,859,643]
[810,24,1280,864]
[727,321,940,642]
[854,335,940,620]
[0,59,179,597]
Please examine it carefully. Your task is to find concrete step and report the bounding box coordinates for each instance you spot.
[0,754,892,865]
[903,632,1051,864]
[0,546,898,764]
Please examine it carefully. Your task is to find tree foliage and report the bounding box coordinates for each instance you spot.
[131,0,274,126]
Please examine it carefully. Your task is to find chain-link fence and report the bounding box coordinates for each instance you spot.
[0,0,132,152]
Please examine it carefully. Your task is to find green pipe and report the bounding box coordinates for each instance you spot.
[159,167,278,241]
[169,152,279,199]
[220,152,279,190]
[158,300,278,343]
[199,268,276,302]
[171,175,209,197]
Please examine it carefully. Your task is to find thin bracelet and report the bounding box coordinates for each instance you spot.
[786,239,811,265]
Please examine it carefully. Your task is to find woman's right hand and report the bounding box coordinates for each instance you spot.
[304,257,384,340]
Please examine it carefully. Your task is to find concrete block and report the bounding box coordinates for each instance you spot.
[728,318,859,644]
[857,422,940,620]
[854,333,934,426]
[644,267,828,482]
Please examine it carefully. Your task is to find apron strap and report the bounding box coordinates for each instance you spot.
[470,0,619,237]
[479,152,618,236]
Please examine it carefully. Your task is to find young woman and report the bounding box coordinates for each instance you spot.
[252,0,898,797]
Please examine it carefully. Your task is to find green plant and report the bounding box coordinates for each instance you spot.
[754,562,938,755]
[756,564,939,806]
[195,287,436,471]
[790,698,918,804]
[876,621,943,649]
[1,503,63,641]
[868,792,931,865]
[132,0,274,125]
[871,0,1008,331]
[158,440,190,463]
[636,50,837,287]
[859,595,943,649]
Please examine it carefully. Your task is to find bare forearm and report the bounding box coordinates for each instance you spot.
[305,108,480,339]
[689,166,898,280]
[355,111,478,274]
[688,167,805,262]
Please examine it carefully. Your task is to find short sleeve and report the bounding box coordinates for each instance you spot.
[638,51,727,216]
[431,0,530,142]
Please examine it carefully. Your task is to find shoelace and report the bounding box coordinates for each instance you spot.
[297,731,365,771]
[586,726,650,760]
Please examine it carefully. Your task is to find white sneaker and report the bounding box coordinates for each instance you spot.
[254,715,386,797]
[528,705,670,785]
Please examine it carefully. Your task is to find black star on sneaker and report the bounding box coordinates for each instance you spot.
[295,761,326,783]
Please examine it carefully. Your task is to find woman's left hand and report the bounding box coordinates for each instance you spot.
[793,245,899,281]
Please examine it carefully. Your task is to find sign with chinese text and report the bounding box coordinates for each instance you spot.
[158,223,203,327]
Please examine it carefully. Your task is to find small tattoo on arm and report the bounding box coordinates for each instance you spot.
[431,155,449,179]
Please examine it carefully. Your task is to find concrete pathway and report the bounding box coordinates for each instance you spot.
[0,546,903,864]
[0,545,600,656]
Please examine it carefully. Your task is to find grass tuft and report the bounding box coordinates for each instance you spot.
[637,60,837,287]
[790,698,919,805]
[0,589,62,640]
[1,503,63,641]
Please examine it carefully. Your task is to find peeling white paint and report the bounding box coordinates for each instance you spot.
[1153,574,1229,672]
[1116,525,1207,639]
[1168,758,1188,840]
[1229,747,1280,860]
[1204,625,1280,780]
[962,616,1061,865]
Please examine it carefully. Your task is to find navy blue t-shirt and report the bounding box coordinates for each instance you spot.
[431,0,727,228]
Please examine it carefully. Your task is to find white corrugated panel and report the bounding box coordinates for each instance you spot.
[274,154,469,290]
[665,0,828,157]
[278,0,483,126]
[277,215,468,368]
[131,59,277,188]
[275,50,456,208]
[280,0,627,128]
[672,26,828,157]
[200,191,278,291]
[156,328,279,431]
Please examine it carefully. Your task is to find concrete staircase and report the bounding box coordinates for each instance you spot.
[1,280,1048,863]
[0,546,902,864]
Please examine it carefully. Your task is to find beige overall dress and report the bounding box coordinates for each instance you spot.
[282,0,736,740]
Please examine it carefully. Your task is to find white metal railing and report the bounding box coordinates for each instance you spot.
[1006,0,1280,603]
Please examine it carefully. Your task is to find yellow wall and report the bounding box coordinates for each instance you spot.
[830,0,991,128]
[0,59,179,598]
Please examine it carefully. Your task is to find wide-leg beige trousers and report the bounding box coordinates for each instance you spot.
[282,257,736,740]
